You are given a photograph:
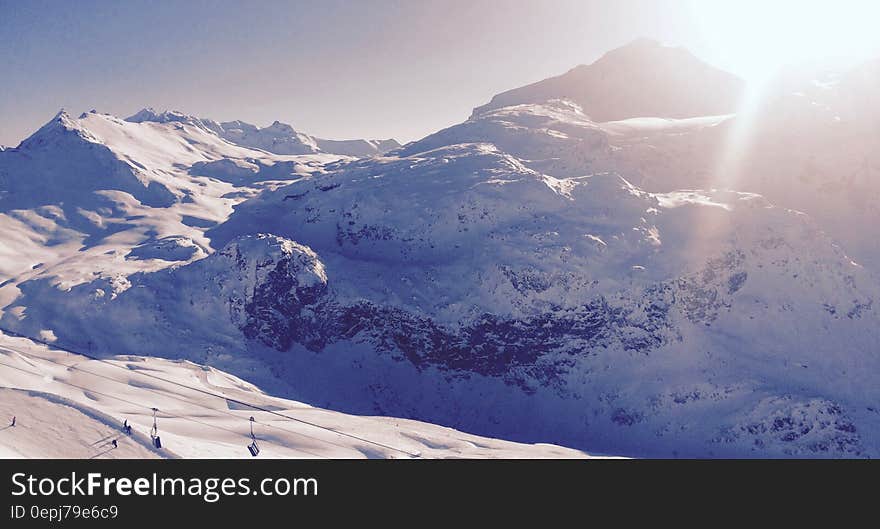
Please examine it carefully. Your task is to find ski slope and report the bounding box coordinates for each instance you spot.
[0,332,602,459]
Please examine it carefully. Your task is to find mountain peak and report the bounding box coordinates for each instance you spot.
[125,107,200,125]
[48,109,78,129]
[17,109,87,149]
[267,120,297,134]
[591,38,694,68]
[472,40,744,121]
[620,37,662,49]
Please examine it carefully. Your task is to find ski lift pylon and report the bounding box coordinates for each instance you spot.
[150,408,162,449]
[247,416,260,457]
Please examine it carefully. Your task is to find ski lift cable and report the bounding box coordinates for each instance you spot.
[0,359,327,459]
[0,358,328,459]
[0,330,420,457]
[0,359,329,459]
[0,328,421,457]
[0,352,365,459]
[0,345,397,457]
[0,328,421,458]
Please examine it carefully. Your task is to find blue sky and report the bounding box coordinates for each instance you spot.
[4,0,874,146]
[0,0,717,145]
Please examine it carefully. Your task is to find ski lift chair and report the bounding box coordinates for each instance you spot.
[247,416,260,457]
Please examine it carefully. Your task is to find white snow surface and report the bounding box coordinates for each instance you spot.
[0,332,596,459]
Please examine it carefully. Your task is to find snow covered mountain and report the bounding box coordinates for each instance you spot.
[1,40,879,459]
[0,108,339,312]
[472,39,744,121]
[5,140,878,457]
[409,53,880,272]
[0,109,587,459]
[126,107,401,157]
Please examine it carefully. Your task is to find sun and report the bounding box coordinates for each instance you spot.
[688,0,880,85]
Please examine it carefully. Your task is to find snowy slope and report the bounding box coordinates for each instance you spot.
[0,332,598,459]
[0,109,337,310]
[399,99,733,188]
[0,388,164,459]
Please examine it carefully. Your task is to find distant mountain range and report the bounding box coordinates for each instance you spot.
[126,107,401,156]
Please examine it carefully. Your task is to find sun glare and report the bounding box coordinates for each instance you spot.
[689,0,880,84]
[685,0,880,200]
